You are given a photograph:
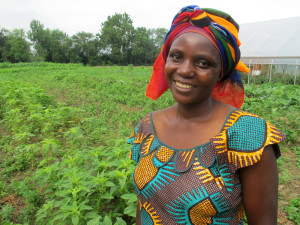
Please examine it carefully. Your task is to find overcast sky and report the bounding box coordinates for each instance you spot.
[1,0,300,36]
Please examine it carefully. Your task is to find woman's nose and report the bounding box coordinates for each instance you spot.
[178,59,195,78]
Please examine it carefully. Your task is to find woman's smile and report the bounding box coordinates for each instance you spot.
[165,32,221,105]
[175,80,194,89]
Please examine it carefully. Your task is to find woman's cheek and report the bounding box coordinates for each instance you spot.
[165,61,175,78]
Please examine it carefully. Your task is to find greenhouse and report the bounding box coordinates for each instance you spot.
[239,17,300,84]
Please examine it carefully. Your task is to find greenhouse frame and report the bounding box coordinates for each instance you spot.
[239,17,300,84]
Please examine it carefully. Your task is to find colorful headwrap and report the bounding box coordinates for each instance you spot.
[145,5,249,108]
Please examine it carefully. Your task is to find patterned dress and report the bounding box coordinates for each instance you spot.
[127,109,286,225]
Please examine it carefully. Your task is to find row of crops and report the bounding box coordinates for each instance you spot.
[0,63,299,224]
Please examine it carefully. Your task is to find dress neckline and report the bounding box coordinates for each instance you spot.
[149,108,238,152]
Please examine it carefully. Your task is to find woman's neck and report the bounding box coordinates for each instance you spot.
[175,97,217,121]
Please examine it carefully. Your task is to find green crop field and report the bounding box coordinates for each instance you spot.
[0,63,299,224]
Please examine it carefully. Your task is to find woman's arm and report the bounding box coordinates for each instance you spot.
[239,145,279,225]
[135,202,141,225]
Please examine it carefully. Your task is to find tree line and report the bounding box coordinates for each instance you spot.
[0,13,167,66]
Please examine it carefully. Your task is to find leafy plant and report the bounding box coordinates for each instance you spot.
[285,197,300,224]
[0,63,298,224]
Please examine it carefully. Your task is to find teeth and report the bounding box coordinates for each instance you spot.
[175,81,193,89]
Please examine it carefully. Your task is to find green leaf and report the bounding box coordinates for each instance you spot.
[118,178,126,189]
[110,186,118,196]
[42,143,49,154]
[104,181,115,187]
[52,212,70,223]
[72,214,79,225]
[108,160,122,167]
[87,216,102,225]
[52,142,58,155]
[102,192,114,199]
[121,193,136,200]
[80,205,93,211]
[124,205,137,217]
[85,211,99,219]
[103,216,112,225]
[115,217,127,225]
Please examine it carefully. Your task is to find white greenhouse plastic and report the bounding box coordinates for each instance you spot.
[239,17,300,65]
[238,17,300,84]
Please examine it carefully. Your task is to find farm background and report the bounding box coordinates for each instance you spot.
[0,63,299,224]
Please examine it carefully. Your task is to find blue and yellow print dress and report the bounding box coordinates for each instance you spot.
[127,109,285,225]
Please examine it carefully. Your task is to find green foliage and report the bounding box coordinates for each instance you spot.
[1,15,168,66]
[0,28,31,63]
[0,180,7,198]
[34,141,136,224]
[100,13,134,65]
[0,63,298,224]
[0,204,16,223]
[28,20,70,63]
[242,83,299,143]
[292,146,300,169]
[285,197,300,224]
[69,32,100,65]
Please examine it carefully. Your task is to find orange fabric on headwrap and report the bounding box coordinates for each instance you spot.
[205,12,241,46]
[145,5,249,109]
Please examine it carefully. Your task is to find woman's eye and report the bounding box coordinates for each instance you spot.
[196,60,209,67]
[172,54,182,62]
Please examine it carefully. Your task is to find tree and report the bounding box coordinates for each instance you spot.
[131,27,151,65]
[100,13,134,65]
[28,20,71,63]
[0,28,9,62]
[28,20,50,61]
[69,32,100,65]
[149,28,168,62]
[2,29,31,63]
[50,29,70,63]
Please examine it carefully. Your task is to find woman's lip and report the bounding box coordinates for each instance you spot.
[173,80,195,91]
[174,80,195,88]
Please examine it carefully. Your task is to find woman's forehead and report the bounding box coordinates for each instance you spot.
[170,32,220,55]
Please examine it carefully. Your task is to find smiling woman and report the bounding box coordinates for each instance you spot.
[128,5,286,225]
[165,31,221,106]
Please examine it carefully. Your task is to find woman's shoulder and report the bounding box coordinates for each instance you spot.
[220,108,286,147]
[225,109,278,130]
[212,109,286,168]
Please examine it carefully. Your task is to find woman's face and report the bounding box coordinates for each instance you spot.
[165,32,222,105]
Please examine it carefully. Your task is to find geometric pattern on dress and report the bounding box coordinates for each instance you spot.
[128,110,286,224]
[143,114,151,124]
[165,187,231,225]
[153,146,175,167]
[238,202,244,224]
[212,110,286,168]
[196,144,216,168]
[139,200,162,225]
[140,134,160,156]
[174,149,197,172]
[134,151,180,199]
[227,116,266,151]
[127,122,141,162]
[193,158,233,193]
[134,151,158,191]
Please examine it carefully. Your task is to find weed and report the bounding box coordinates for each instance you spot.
[285,197,300,224]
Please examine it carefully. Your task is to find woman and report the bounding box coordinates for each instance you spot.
[128,5,285,225]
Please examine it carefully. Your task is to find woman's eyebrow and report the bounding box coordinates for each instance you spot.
[169,47,184,53]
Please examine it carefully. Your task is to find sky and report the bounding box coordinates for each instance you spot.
[1,0,300,36]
